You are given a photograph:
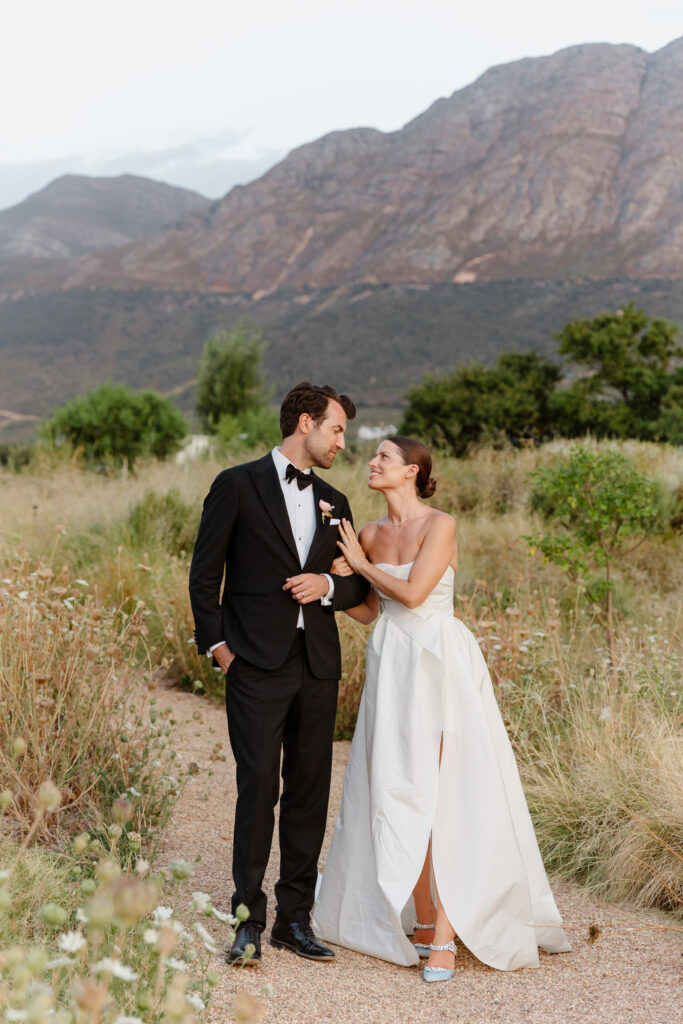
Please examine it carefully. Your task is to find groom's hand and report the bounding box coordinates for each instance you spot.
[212,643,236,674]
[283,573,330,604]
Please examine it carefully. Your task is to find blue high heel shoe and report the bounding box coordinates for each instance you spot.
[422,939,457,982]
[411,920,435,958]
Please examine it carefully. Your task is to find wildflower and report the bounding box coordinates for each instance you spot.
[73,978,109,1013]
[109,877,159,927]
[135,858,150,877]
[5,1009,28,1021]
[26,946,49,974]
[235,902,250,923]
[37,780,61,812]
[165,956,189,971]
[152,905,173,925]
[193,921,218,952]
[112,797,134,824]
[191,891,211,913]
[233,988,265,1024]
[38,902,68,927]
[12,737,27,757]
[599,707,611,721]
[73,833,90,854]
[113,1017,145,1024]
[262,982,274,997]
[82,893,115,930]
[94,957,138,981]
[186,993,206,1012]
[46,956,77,969]
[206,970,220,987]
[211,906,236,925]
[75,579,89,586]
[126,786,142,798]
[58,930,86,952]
[169,860,194,881]
[17,591,28,600]
[80,879,96,895]
[142,928,159,945]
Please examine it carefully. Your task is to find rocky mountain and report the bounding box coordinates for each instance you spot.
[53,37,683,293]
[0,174,210,288]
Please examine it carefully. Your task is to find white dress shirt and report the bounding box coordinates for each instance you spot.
[209,447,333,652]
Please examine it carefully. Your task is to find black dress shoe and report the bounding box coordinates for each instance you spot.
[270,918,335,961]
[226,922,262,966]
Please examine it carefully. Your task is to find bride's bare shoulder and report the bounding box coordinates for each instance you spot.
[424,508,456,533]
[358,519,381,542]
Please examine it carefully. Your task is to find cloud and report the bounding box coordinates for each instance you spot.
[0,133,284,212]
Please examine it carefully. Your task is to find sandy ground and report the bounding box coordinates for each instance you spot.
[157,685,682,1024]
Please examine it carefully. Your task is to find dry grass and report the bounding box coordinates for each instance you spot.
[0,440,681,920]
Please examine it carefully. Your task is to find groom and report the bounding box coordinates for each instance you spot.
[189,382,368,964]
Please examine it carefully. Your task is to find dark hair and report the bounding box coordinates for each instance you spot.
[386,435,437,499]
[280,381,356,438]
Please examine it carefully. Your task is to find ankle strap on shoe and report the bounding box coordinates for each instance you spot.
[429,940,457,955]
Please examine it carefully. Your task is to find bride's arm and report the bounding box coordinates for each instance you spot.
[332,526,380,624]
[337,514,456,610]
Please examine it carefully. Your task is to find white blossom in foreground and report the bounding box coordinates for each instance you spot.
[94,958,138,981]
[152,905,173,925]
[58,930,87,952]
[193,920,219,952]
[185,993,206,1012]
[165,957,189,972]
[143,928,159,945]
[191,891,211,913]
[211,906,237,925]
[46,956,77,969]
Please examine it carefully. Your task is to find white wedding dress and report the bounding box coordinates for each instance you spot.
[313,562,571,971]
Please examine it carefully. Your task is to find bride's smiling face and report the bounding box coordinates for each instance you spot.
[368,441,417,491]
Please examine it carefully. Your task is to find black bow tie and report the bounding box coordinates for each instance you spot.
[285,463,313,490]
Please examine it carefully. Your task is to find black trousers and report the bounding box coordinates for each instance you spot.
[225,630,338,930]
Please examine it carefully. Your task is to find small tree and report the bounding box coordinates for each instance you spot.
[195,322,267,434]
[400,352,561,455]
[527,445,665,686]
[555,303,683,440]
[40,382,187,470]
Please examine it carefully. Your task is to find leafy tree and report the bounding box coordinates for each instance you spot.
[40,382,187,470]
[555,303,683,440]
[401,352,562,456]
[215,406,281,452]
[526,445,666,686]
[196,322,267,434]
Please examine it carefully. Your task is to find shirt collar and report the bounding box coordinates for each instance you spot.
[271,446,312,482]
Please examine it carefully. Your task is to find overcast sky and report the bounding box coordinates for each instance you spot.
[1,1,680,211]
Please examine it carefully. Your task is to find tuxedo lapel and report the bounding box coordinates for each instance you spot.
[247,455,300,563]
[303,473,335,570]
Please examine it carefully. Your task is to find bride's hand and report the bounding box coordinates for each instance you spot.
[337,519,368,572]
[330,555,354,577]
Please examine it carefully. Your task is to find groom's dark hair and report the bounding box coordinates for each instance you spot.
[280,382,356,438]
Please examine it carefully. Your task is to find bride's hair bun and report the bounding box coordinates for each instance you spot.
[418,476,437,499]
[386,436,437,500]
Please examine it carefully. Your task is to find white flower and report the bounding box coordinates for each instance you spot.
[185,993,206,1012]
[152,905,173,924]
[126,786,142,798]
[135,858,150,876]
[165,957,189,971]
[75,908,88,923]
[113,1017,145,1024]
[5,1010,28,1021]
[211,906,236,925]
[75,579,89,587]
[142,928,159,945]
[17,591,28,600]
[193,921,218,952]
[191,891,211,913]
[599,706,611,721]
[94,957,138,981]
[58,930,86,952]
[0,869,10,880]
[46,956,76,969]
[63,598,74,611]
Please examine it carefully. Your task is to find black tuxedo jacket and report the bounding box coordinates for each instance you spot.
[189,453,370,679]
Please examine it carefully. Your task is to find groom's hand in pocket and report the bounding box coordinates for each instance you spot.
[212,642,236,674]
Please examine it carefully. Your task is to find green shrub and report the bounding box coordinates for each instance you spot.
[126,489,200,557]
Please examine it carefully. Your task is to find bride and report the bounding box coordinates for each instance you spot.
[312,436,571,981]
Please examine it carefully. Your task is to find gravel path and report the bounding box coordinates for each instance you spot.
[157,685,682,1024]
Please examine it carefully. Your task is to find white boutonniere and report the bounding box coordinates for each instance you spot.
[319,499,335,524]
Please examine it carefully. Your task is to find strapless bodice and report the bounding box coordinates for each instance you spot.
[374,561,455,619]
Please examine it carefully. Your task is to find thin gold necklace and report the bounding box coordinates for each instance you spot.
[385,509,421,527]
